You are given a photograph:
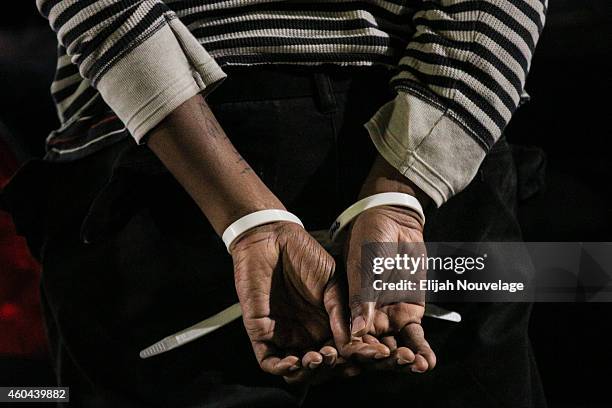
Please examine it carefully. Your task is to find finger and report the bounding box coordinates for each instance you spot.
[286,348,336,385]
[382,337,417,368]
[260,353,301,376]
[302,351,323,370]
[345,235,374,337]
[342,338,390,362]
[350,300,376,337]
[381,335,398,352]
[283,361,321,384]
[286,357,349,385]
[362,334,389,360]
[252,339,301,376]
[400,323,436,372]
[363,345,415,371]
[410,354,429,373]
[319,345,338,367]
[322,279,352,355]
[395,346,416,366]
[323,280,389,361]
[361,334,381,345]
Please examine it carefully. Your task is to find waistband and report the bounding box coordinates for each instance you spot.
[206,64,396,105]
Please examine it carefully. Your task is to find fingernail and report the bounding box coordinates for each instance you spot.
[374,352,388,359]
[289,364,300,372]
[351,316,366,335]
[308,361,322,369]
[411,366,424,373]
[397,358,411,365]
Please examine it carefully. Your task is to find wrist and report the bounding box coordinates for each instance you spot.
[330,192,425,241]
[217,194,286,232]
[360,154,431,209]
[223,209,303,253]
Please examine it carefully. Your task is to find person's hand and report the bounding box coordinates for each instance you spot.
[344,205,436,373]
[340,154,436,373]
[231,221,388,383]
[147,96,386,381]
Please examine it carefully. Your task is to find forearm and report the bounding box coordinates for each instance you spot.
[366,0,546,206]
[147,94,284,235]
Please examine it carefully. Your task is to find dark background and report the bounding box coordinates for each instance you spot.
[1,1,611,407]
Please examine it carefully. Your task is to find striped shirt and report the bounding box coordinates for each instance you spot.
[37,0,547,205]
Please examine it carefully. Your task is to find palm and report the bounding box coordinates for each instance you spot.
[370,303,424,337]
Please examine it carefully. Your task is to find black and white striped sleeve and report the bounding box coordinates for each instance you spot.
[37,0,226,142]
[365,0,547,206]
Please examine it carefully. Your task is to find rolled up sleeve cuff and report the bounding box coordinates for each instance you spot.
[365,91,486,207]
[96,15,226,144]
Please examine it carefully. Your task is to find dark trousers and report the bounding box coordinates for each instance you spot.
[3,65,545,407]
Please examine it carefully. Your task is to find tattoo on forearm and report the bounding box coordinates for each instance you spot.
[198,99,224,139]
[232,148,252,174]
[197,98,252,174]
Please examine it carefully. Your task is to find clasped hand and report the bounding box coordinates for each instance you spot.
[147,97,436,383]
[231,203,436,384]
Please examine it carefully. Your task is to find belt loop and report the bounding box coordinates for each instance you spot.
[313,72,337,114]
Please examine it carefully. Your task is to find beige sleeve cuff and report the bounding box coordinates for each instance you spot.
[365,92,486,207]
[96,15,226,143]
